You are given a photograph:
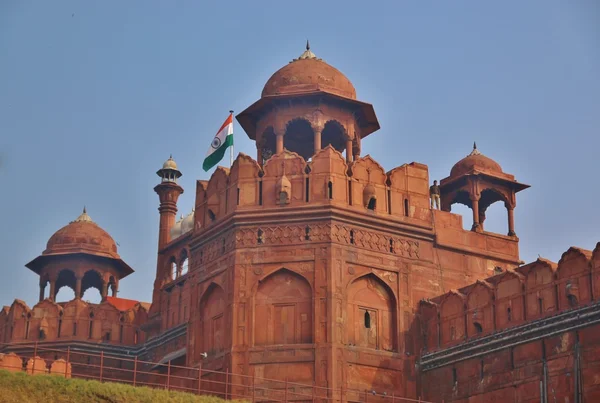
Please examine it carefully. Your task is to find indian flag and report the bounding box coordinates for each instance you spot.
[203,113,234,172]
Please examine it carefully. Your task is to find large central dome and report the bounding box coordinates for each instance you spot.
[261,42,356,100]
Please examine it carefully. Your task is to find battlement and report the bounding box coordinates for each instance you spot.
[418,242,600,352]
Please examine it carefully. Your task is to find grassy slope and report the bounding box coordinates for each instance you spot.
[0,370,229,403]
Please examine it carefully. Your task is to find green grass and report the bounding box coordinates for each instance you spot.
[0,370,232,403]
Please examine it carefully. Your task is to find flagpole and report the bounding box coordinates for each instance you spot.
[229,110,234,167]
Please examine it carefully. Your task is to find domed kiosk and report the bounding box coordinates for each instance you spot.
[236,42,380,163]
[440,143,530,235]
[26,208,134,302]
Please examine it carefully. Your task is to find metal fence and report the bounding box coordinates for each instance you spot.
[0,342,432,403]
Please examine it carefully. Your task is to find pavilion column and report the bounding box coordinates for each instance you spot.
[314,129,322,154]
[101,282,108,300]
[506,203,516,236]
[257,146,263,166]
[276,133,284,154]
[75,277,82,299]
[49,280,56,302]
[346,139,353,163]
[470,196,481,232]
[39,282,46,302]
[111,283,118,297]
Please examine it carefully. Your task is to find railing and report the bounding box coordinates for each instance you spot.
[0,342,432,403]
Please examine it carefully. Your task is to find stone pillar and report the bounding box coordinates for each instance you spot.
[111,282,118,297]
[471,196,481,231]
[276,133,284,154]
[75,277,82,299]
[507,204,516,236]
[101,282,108,300]
[346,139,353,163]
[257,146,263,166]
[314,129,322,154]
[39,282,46,302]
[49,280,56,302]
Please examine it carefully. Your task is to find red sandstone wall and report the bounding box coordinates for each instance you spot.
[421,325,600,402]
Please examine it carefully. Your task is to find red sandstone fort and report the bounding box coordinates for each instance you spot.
[1,44,599,402]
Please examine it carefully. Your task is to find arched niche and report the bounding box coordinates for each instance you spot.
[346,274,396,352]
[466,282,493,337]
[197,283,226,357]
[284,118,314,161]
[439,292,465,346]
[254,269,312,346]
[494,271,524,329]
[321,120,347,153]
[557,248,592,309]
[81,270,103,303]
[523,260,557,318]
[55,269,77,302]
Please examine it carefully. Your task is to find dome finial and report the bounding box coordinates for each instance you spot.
[73,206,94,223]
[169,154,173,159]
[295,40,317,61]
[469,141,481,156]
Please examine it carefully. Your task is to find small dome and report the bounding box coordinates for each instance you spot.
[44,208,119,259]
[450,143,503,178]
[181,210,195,234]
[162,155,178,170]
[170,215,184,240]
[262,43,356,100]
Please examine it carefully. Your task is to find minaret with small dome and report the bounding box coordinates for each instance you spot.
[154,155,184,249]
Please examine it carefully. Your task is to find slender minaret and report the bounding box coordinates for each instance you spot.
[154,155,184,250]
[149,156,184,322]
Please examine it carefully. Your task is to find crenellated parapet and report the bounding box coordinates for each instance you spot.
[0,297,148,346]
[418,243,600,352]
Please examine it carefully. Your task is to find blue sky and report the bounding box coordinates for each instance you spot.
[0,1,598,307]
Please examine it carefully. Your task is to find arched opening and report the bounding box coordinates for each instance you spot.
[321,121,346,153]
[473,322,483,334]
[170,258,178,280]
[255,269,313,346]
[347,274,397,352]
[208,209,216,222]
[259,127,276,164]
[367,197,376,211]
[54,269,77,302]
[364,311,371,328]
[328,181,333,199]
[81,271,103,303]
[180,251,189,276]
[284,119,314,160]
[404,199,410,217]
[198,284,226,356]
[478,189,510,234]
[507,307,512,322]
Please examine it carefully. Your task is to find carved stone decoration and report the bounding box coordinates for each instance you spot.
[253,267,263,276]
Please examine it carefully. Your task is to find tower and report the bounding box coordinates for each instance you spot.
[150,156,184,321]
[154,155,184,250]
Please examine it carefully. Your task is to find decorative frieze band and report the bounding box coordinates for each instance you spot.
[192,222,419,269]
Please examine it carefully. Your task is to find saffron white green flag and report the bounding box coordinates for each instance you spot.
[203,113,234,172]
